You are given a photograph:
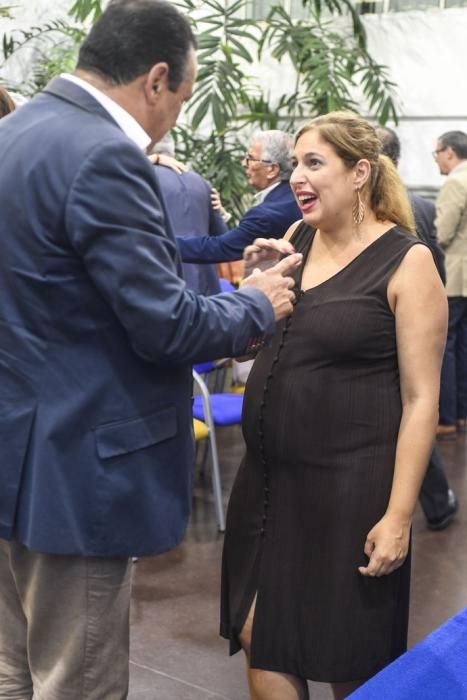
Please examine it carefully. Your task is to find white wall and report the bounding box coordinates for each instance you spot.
[363,8,467,193]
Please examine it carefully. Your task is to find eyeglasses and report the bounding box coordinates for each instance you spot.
[432,147,447,159]
[243,153,275,166]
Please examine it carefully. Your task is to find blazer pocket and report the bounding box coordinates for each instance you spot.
[95,405,177,460]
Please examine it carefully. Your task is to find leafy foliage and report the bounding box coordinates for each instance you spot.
[0,0,399,221]
[174,0,398,220]
[258,4,397,126]
[69,0,102,23]
[0,4,84,96]
[29,41,79,94]
[0,5,14,19]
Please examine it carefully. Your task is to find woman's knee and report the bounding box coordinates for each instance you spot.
[239,596,257,657]
[238,618,253,657]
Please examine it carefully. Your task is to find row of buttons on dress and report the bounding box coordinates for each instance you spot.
[257,292,302,536]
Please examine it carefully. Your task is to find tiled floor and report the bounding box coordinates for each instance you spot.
[128,427,467,699]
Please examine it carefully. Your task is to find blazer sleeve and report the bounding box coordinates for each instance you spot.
[177,205,276,263]
[436,178,467,249]
[65,139,274,365]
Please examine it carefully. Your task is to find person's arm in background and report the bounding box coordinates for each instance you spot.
[177,206,275,263]
[428,220,446,286]
[67,140,301,365]
[436,179,467,249]
[410,194,446,284]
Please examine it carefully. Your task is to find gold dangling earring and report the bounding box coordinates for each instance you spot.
[352,188,365,226]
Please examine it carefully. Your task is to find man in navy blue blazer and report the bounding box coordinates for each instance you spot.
[152,133,226,295]
[177,129,302,263]
[0,1,302,696]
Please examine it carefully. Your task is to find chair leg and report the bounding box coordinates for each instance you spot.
[207,431,226,532]
[192,369,226,532]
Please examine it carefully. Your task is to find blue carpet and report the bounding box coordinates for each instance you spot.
[349,608,467,699]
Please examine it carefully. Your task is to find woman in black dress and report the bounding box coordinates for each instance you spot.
[220,112,447,699]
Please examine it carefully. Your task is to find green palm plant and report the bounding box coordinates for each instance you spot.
[174,0,398,219]
[258,4,397,126]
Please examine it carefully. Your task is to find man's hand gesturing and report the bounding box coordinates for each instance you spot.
[241,251,302,321]
[243,237,297,278]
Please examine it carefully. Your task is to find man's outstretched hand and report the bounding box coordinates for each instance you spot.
[241,251,302,321]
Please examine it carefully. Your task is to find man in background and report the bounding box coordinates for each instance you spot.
[377,126,458,531]
[0,1,302,697]
[177,129,301,264]
[434,131,467,437]
[152,132,226,295]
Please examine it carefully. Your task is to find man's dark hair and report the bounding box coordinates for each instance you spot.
[439,131,467,159]
[77,0,196,91]
[376,126,400,166]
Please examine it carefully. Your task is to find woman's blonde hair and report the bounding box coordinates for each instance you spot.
[0,86,16,119]
[295,111,416,234]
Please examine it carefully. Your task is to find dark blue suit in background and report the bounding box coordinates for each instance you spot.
[0,77,275,558]
[154,166,226,295]
[409,193,454,527]
[410,193,446,284]
[177,180,301,263]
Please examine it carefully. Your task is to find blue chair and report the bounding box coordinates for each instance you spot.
[193,391,243,426]
[219,277,236,293]
[193,358,230,394]
[349,607,467,699]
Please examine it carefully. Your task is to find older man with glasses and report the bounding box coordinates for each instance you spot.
[177,129,301,264]
[434,130,467,438]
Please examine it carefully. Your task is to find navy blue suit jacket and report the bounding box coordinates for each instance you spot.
[0,77,274,557]
[177,180,302,263]
[409,192,446,284]
[154,166,226,295]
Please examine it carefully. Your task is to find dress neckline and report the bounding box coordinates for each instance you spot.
[299,225,397,293]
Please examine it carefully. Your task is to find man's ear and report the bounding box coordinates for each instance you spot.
[267,163,281,181]
[445,146,456,161]
[354,159,371,189]
[144,62,169,103]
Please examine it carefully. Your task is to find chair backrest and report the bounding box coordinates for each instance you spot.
[193,357,230,393]
[192,370,243,427]
[193,360,218,375]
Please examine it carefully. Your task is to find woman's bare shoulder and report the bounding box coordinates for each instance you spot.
[283,219,303,242]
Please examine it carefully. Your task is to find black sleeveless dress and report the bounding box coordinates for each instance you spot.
[220,223,423,683]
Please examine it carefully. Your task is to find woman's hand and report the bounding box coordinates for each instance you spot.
[148,153,188,174]
[358,513,411,577]
[243,237,296,278]
[211,187,223,211]
[211,188,232,223]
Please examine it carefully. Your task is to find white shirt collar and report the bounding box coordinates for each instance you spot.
[253,180,280,205]
[60,73,151,152]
